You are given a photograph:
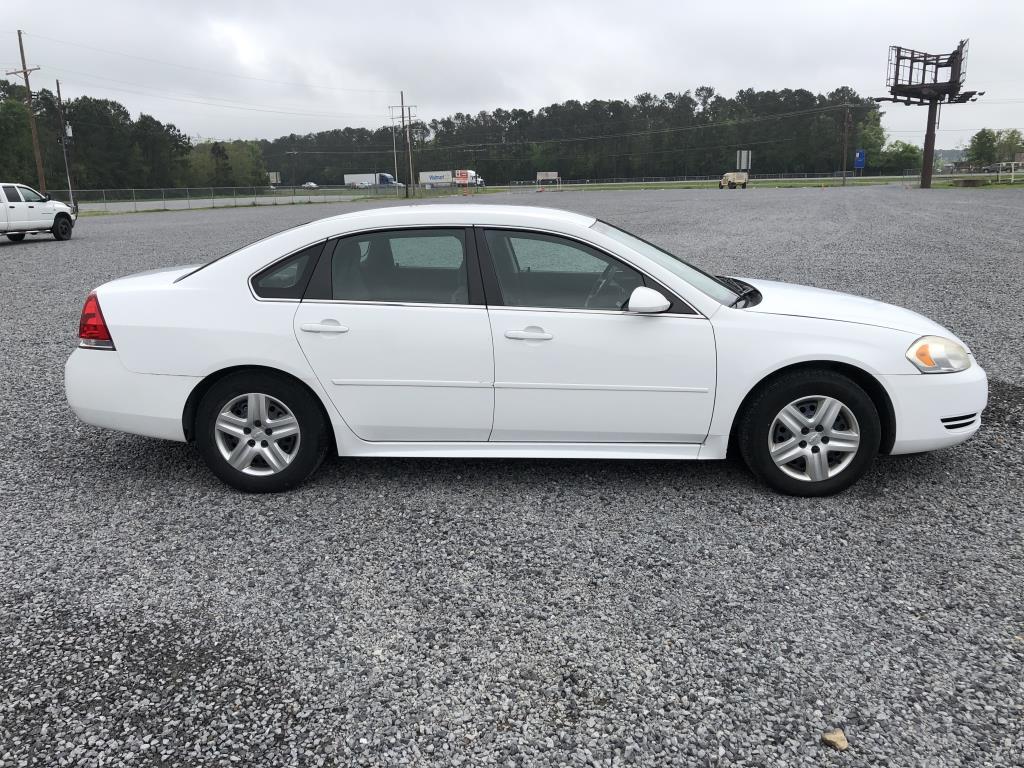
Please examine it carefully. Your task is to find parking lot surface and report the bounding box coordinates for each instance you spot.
[1,187,1021,766]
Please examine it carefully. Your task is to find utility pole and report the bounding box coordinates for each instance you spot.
[405,103,415,200]
[6,30,46,192]
[841,103,851,187]
[55,80,75,210]
[387,103,403,198]
[399,90,415,199]
[400,91,409,199]
[391,121,399,193]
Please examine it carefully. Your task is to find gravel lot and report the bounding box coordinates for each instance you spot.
[1,186,1021,767]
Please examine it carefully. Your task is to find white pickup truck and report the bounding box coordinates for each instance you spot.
[0,182,77,241]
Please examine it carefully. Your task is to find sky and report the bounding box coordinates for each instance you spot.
[3,0,1022,151]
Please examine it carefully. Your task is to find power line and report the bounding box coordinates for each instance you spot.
[259,103,861,157]
[24,32,396,95]
[55,76,390,120]
[399,103,862,154]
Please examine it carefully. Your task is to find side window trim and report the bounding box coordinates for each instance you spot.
[302,226,485,306]
[475,226,697,315]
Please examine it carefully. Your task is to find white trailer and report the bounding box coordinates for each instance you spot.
[418,170,485,187]
[344,172,402,188]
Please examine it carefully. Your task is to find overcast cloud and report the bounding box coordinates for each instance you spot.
[4,0,1022,149]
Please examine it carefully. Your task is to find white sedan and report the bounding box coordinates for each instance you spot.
[65,205,987,495]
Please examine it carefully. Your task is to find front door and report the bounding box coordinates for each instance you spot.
[294,228,494,442]
[481,228,716,443]
[17,185,51,228]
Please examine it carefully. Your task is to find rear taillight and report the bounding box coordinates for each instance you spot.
[78,291,115,350]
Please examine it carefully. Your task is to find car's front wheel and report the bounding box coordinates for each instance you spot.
[195,372,329,492]
[52,216,73,241]
[6,233,26,242]
[738,369,880,496]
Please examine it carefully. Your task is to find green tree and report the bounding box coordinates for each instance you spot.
[0,98,35,181]
[878,140,923,174]
[994,128,1023,162]
[967,128,998,166]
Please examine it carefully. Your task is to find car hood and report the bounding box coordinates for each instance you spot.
[737,277,957,340]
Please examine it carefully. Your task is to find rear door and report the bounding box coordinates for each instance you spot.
[293,227,495,442]
[2,185,31,229]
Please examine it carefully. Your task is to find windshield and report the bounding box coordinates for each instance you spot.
[591,220,739,305]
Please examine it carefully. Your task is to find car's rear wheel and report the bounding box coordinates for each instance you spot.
[195,372,328,492]
[52,216,73,241]
[738,369,880,496]
[6,233,26,242]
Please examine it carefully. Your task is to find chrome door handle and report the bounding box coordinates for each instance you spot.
[505,328,553,341]
[301,321,349,334]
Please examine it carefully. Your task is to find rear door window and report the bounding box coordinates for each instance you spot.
[331,229,469,304]
[2,185,22,203]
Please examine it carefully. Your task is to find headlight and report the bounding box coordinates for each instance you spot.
[906,336,972,373]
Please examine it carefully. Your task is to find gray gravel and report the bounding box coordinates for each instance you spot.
[1,186,1022,767]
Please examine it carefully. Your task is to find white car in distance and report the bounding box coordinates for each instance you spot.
[65,205,987,495]
[1,182,77,241]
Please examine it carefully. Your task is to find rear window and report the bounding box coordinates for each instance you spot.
[2,185,21,203]
[251,242,324,299]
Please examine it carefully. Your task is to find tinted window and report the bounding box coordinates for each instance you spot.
[18,187,44,203]
[2,186,21,203]
[251,242,322,299]
[485,230,644,311]
[331,229,468,304]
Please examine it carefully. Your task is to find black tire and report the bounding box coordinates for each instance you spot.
[194,371,329,492]
[52,215,73,241]
[741,183,747,189]
[6,233,26,242]
[728,182,736,189]
[719,182,724,189]
[737,369,880,496]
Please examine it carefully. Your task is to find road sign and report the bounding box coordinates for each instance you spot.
[736,150,751,170]
[854,149,866,170]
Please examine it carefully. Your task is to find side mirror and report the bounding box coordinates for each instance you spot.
[627,286,670,314]
[43,194,51,202]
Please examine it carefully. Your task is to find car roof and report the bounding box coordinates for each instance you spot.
[302,204,597,236]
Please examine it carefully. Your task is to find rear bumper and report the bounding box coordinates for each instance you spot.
[881,362,988,455]
[65,348,200,442]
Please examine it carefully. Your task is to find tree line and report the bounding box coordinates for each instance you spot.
[0,79,267,191]
[2,78,1020,190]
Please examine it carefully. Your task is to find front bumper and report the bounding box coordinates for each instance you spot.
[881,362,988,455]
[65,348,200,442]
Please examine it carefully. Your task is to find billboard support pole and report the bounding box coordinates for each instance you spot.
[921,100,938,189]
